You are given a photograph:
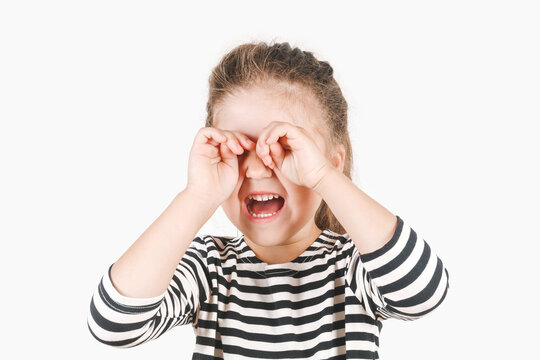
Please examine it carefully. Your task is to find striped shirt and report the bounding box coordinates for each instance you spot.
[87,215,450,359]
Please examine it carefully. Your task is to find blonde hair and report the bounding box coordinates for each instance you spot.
[205,41,353,235]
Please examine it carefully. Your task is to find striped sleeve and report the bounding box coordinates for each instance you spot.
[87,236,212,347]
[345,215,450,321]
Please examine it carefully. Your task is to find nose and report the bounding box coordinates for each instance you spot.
[241,149,273,179]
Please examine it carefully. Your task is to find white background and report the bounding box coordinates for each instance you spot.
[1,0,538,358]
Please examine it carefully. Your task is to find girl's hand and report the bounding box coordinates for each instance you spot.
[186,127,255,206]
[256,121,333,190]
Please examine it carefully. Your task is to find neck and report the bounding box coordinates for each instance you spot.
[243,220,323,265]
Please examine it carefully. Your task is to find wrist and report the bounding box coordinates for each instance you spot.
[311,165,339,195]
[182,187,222,210]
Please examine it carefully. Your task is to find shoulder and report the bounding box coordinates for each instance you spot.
[317,228,353,253]
[195,234,242,254]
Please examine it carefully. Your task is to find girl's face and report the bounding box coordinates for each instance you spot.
[213,84,330,248]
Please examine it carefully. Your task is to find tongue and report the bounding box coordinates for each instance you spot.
[250,198,283,215]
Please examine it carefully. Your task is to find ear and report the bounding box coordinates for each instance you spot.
[330,144,345,172]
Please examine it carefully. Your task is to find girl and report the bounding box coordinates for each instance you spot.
[87,41,450,359]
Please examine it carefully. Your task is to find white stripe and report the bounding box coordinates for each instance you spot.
[384,245,439,301]
[93,277,162,324]
[361,221,412,271]
[375,233,426,287]
[88,216,450,356]
[390,265,449,315]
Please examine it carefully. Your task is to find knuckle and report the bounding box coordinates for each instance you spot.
[219,130,229,138]
[196,127,207,138]
[208,127,223,138]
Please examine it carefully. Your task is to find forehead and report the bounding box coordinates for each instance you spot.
[213,84,325,143]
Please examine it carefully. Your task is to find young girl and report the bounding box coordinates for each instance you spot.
[87,41,450,359]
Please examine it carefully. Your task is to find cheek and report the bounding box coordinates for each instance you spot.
[220,200,241,224]
[292,186,321,206]
[220,195,236,213]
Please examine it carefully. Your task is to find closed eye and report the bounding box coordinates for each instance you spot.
[238,151,248,160]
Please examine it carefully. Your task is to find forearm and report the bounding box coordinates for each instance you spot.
[110,189,218,298]
[314,168,398,255]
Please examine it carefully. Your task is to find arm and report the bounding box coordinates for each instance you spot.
[110,189,217,298]
[87,189,218,347]
[314,168,397,255]
[315,168,450,320]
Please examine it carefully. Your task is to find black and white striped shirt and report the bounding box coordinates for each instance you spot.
[87,215,450,359]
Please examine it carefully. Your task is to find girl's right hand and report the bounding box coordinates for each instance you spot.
[185,127,254,207]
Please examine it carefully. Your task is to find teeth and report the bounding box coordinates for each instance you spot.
[247,194,280,201]
[247,208,279,217]
[248,194,279,218]
[246,194,283,217]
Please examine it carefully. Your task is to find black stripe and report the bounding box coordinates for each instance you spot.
[182,250,211,303]
[86,320,145,347]
[192,353,223,360]
[216,285,346,311]
[385,257,444,308]
[88,218,450,356]
[368,227,416,279]
[89,296,150,332]
[359,215,403,262]
[379,240,431,294]
[216,319,345,343]
[216,267,344,296]
[197,301,345,329]
[348,254,360,295]
[213,249,349,279]
[217,336,346,358]
[170,267,192,315]
[381,275,450,318]
[99,273,162,314]
[346,349,379,359]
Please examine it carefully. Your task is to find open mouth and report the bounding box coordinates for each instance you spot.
[244,194,285,219]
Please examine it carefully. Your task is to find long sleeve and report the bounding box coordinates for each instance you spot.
[87,236,212,347]
[345,215,450,321]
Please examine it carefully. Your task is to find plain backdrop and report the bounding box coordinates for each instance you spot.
[1,0,538,358]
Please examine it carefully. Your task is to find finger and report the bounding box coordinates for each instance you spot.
[265,123,302,149]
[196,127,228,147]
[268,142,285,169]
[239,134,256,150]
[199,144,220,159]
[220,130,245,155]
[231,131,255,151]
[256,136,270,159]
[257,123,286,165]
[256,123,282,158]
[219,140,236,159]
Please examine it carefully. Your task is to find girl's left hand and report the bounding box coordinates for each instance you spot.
[256,121,333,190]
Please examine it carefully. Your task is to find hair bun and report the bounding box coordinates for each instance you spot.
[319,61,334,77]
